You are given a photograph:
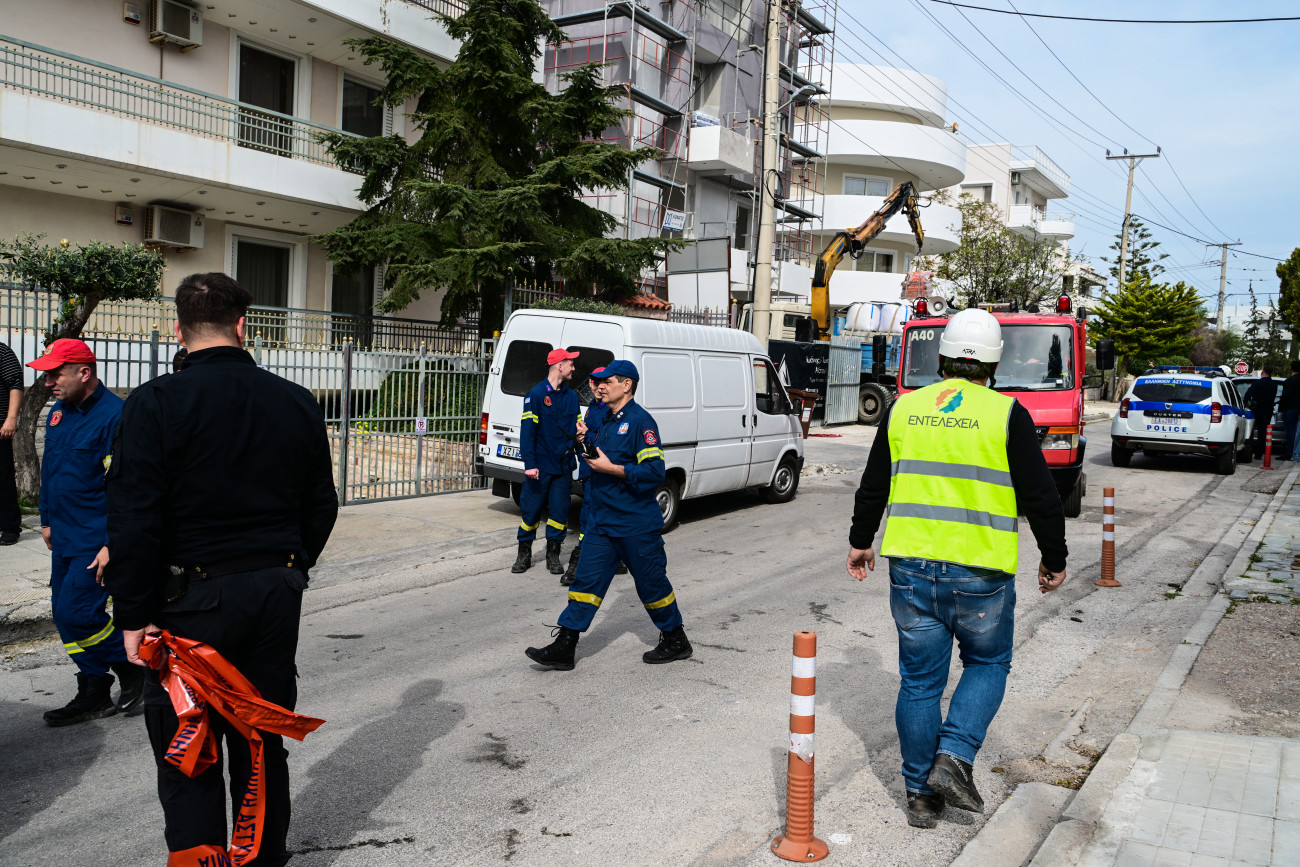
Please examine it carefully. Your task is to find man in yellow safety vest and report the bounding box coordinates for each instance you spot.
[845,307,1068,829]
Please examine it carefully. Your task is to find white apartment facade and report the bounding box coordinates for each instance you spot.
[777,62,966,308]
[0,0,460,321]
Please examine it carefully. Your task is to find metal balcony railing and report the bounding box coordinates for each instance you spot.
[0,35,361,169]
[398,0,469,17]
[1010,146,1070,195]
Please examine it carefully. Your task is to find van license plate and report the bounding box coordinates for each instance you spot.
[497,445,521,460]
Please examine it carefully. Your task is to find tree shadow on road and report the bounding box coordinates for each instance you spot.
[287,678,463,864]
[0,698,109,840]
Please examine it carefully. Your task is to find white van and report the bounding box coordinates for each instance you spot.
[476,309,805,527]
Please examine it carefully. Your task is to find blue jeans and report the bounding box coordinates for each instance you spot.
[888,557,1015,794]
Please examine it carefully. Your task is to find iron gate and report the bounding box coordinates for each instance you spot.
[826,335,861,425]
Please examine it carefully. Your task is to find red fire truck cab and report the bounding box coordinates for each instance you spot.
[896,295,1089,518]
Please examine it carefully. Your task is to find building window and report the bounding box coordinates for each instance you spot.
[844,175,892,197]
[961,184,992,203]
[238,43,296,155]
[341,78,385,138]
[856,250,894,273]
[235,239,291,308]
[734,205,750,251]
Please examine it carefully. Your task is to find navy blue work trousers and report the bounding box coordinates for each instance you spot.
[558,531,682,633]
[51,551,127,677]
[518,472,571,543]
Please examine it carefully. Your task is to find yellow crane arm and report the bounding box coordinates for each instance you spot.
[809,181,925,339]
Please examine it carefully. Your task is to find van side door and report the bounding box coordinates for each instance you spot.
[747,355,797,486]
[693,352,752,496]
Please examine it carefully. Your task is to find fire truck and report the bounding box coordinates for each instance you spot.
[896,295,1099,518]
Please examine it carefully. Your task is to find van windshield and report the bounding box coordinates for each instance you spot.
[501,340,615,403]
[903,323,1075,391]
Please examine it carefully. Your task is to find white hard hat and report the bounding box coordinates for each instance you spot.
[938,308,1003,363]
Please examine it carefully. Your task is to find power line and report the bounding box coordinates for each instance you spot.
[925,2,1300,25]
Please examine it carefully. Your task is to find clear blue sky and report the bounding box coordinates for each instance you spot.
[833,0,1298,319]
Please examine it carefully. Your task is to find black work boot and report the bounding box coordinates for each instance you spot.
[561,546,580,586]
[642,626,693,664]
[511,542,532,574]
[545,540,564,575]
[927,753,984,813]
[111,662,146,713]
[525,626,579,671]
[615,561,628,575]
[906,792,945,829]
[43,673,118,727]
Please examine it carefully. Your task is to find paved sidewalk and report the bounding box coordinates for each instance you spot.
[964,465,1300,867]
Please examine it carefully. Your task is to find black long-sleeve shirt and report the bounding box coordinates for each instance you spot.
[1277,374,1300,412]
[849,399,1068,573]
[105,346,339,630]
[1244,376,1279,420]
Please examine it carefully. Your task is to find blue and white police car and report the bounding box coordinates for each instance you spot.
[1111,366,1254,475]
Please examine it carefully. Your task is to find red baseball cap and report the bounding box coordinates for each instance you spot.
[547,348,580,366]
[27,338,97,371]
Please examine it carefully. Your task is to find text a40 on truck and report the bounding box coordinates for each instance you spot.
[895,295,1100,519]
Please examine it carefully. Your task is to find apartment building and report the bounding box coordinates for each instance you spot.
[960,142,1106,304]
[0,0,460,322]
[778,62,965,308]
[540,0,835,311]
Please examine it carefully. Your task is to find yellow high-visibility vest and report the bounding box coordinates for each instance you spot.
[880,378,1019,573]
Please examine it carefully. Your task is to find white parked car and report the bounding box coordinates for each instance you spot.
[1111,367,1254,475]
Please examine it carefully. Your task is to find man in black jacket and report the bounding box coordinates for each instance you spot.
[1244,365,1280,459]
[1279,360,1300,461]
[105,273,338,866]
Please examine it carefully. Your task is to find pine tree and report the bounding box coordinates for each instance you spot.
[314,0,682,332]
[1104,217,1168,283]
[1277,247,1300,358]
[1242,284,1263,365]
[1090,276,1205,375]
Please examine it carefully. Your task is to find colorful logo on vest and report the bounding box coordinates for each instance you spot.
[935,387,964,414]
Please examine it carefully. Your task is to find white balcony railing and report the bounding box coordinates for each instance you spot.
[1009,146,1069,197]
[1008,204,1075,239]
[0,35,360,169]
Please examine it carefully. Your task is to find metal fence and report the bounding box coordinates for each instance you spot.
[1,285,481,358]
[2,290,492,504]
[0,35,358,169]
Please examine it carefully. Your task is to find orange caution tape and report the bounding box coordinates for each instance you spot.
[140,630,325,867]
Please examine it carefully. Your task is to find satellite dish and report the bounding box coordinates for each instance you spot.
[928,295,948,316]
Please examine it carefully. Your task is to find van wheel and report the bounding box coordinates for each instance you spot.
[1215,441,1237,475]
[1111,443,1131,468]
[764,456,801,504]
[859,384,890,426]
[656,478,681,531]
[510,482,522,508]
[1061,472,1084,519]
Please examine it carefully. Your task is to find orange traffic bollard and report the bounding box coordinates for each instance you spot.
[771,631,829,862]
[1262,424,1276,470]
[1096,486,1121,587]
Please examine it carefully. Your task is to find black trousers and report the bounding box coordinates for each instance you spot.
[143,566,306,866]
[0,438,19,535]
[1254,411,1275,458]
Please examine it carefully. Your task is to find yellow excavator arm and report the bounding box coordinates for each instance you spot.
[810,181,924,340]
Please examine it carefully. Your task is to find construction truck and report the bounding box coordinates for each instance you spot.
[740,181,927,424]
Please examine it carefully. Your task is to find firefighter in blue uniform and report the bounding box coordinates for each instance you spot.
[526,360,693,669]
[514,348,583,575]
[562,374,628,585]
[28,338,144,726]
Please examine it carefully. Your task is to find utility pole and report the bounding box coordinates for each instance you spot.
[1106,150,1160,291]
[1209,241,1243,333]
[751,0,783,347]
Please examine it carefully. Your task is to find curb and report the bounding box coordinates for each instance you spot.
[1023,463,1299,865]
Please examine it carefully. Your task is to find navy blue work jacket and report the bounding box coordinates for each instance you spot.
[520,380,580,475]
[39,382,122,555]
[585,399,666,536]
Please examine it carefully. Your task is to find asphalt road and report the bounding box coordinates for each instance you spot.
[0,419,1280,866]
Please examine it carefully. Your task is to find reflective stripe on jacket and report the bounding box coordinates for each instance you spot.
[880,378,1019,573]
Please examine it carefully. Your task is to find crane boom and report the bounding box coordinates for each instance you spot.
[809,181,925,340]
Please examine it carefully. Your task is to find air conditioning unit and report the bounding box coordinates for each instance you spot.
[144,205,205,249]
[151,0,203,49]
[1010,171,1022,185]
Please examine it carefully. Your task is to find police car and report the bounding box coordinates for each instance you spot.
[1111,367,1254,474]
